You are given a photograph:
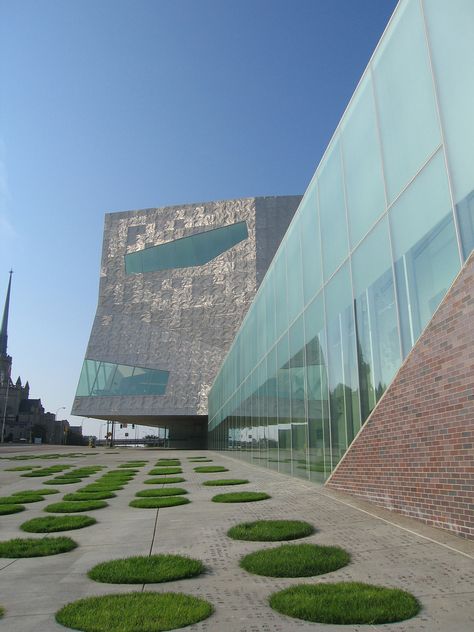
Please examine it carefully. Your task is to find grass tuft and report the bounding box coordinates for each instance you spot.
[20,515,97,533]
[88,554,204,584]
[0,494,44,504]
[212,492,270,503]
[0,536,77,557]
[228,520,315,541]
[135,488,187,498]
[148,467,183,475]
[55,592,213,632]
[13,488,60,496]
[144,477,185,485]
[63,491,116,501]
[194,466,228,473]
[155,460,180,466]
[45,500,108,513]
[203,479,248,486]
[0,504,25,515]
[130,497,190,509]
[269,582,421,624]
[240,543,350,577]
[43,478,83,485]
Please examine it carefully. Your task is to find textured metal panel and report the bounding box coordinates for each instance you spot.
[72,196,301,420]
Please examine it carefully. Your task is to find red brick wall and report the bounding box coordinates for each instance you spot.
[327,252,474,540]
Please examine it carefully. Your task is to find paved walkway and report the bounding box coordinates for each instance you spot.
[0,446,473,631]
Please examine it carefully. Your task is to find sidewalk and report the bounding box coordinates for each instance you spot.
[0,446,473,631]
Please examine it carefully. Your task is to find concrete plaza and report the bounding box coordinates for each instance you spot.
[0,445,473,631]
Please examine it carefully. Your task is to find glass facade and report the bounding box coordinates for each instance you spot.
[208,0,474,481]
[125,221,248,273]
[76,360,169,397]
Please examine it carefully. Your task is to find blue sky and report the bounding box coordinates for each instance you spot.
[0,0,397,437]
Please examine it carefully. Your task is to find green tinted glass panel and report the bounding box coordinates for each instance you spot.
[125,221,248,273]
[75,360,169,397]
[299,181,323,305]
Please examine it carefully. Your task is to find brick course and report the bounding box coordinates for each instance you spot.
[327,252,474,540]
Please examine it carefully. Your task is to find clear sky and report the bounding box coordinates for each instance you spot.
[0,0,397,438]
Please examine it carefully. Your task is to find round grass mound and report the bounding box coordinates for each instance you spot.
[0,494,44,504]
[43,478,83,485]
[80,484,124,492]
[203,479,248,486]
[55,592,213,632]
[20,515,97,533]
[135,488,187,498]
[0,536,77,557]
[269,582,421,624]
[0,504,24,515]
[63,491,116,501]
[88,553,204,584]
[13,488,60,496]
[240,543,350,577]
[212,492,270,503]
[228,520,315,542]
[148,467,183,475]
[144,477,185,485]
[155,460,180,466]
[130,497,190,509]
[45,500,108,513]
[188,457,211,461]
[194,466,228,473]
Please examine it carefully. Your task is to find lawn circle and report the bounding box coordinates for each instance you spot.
[130,497,190,509]
[228,520,315,541]
[144,477,186,485]
[0,504,25,515]
[135,488,187,498]
[0,494,45,504]
[88,553,203,584]
[63,491,116,501]
[240,543,350,577]
[148,467,183,475]
[20,515,97,533]
[55,592,213,632]
[0,536,77,557]
[269,582,421,624]
[194,466,228,473]
[45,500,108,513]
[211,492,270,503]
[13,488,60,496]
[202,479,248,486]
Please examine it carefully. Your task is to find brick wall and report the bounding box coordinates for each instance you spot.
[327,252,474,540]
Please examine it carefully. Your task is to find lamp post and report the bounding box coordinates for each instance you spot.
[55,406,66,445]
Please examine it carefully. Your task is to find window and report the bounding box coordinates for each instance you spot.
[76,360,169,397]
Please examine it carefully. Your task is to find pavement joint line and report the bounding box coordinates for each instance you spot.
[0,559,17,572]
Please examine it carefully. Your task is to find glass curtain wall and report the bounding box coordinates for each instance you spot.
[208,0,474,481]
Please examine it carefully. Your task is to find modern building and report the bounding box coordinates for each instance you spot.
[208,0,474,539]
[72,196,301,447]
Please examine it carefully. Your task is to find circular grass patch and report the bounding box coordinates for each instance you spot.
[211,492,270,503]
[63,491,116,501]
[20,515,97,533]
[228,520,315,542]
[118,463,146,468]
[43,478,83,485]
[187,457,211,461]
[55,592,213,632]
[155,460,180,466]
[148,467,183,475]
[144,477,185,485]
[135,488,187,498]
[130,497,190,509]
[13,488,60,496]
[203,479,248,486]
[194,466,228,473]
[5,465,40,471]
[240,543,350,577]
[0,536,77,557]
[45,500,108,513]
[269,582,421,624]
[0,504,24,515]
[88,553,204,584]
[0,494,44,504]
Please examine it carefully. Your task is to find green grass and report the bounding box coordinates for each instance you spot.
[203,479,248,486]
[193,466,228,473]
[148,467,183,475]
[0,605,4,617]
[80,485,124,492]
[144,477,185,485]
[0,494,45,504]
[0,537,78,557]
[63,491,116,501]
[45,500,108,513]
[130,497,190,509]
[135,488,187,497]
[118,463,146,468]
[21,466,72,477]
[187,457,211,461]
[240,543,350,577]
[43,478,83,485]
[212,492,270,503]
[155,460,180,466]
[88,554,204,584]
[269,582,421,624]
[20,515,97,533]
[0,504,25,515]
[55,592,213,632]
[228,520,315,541]
[13,488,60,496]
[5,465,41,471]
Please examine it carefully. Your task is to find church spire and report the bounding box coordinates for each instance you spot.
[0,270,13,357]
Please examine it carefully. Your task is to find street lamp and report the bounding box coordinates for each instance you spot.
[55,406,66,445]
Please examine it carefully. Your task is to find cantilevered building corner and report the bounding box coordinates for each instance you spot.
[72,196,301,447]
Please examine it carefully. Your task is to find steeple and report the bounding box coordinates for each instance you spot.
[0,270,13,357]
